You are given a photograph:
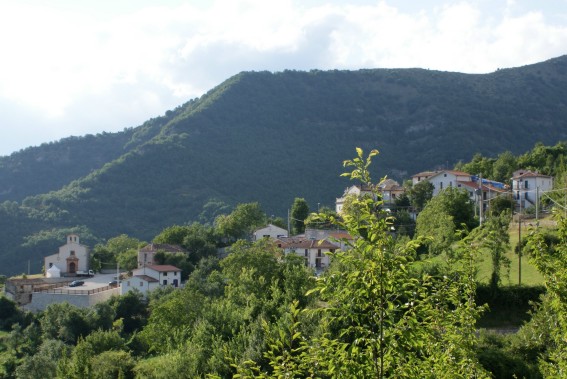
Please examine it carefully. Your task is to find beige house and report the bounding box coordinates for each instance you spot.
[137,243,187,268]
[44,234,89,275]
[253,224,288,241]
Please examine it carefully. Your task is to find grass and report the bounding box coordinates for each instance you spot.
[475,216,554,287]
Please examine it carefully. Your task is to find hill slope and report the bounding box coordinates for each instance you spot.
[2,55,567,275]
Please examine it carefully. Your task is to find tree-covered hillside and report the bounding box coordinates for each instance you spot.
[1,55,567,275]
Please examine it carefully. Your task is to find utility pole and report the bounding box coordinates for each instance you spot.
[518,191,522,286]
[478,174,483,225]
[287,209,291,235]
[536,186,539,221]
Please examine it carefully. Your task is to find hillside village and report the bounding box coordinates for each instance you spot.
[4,166,554,312]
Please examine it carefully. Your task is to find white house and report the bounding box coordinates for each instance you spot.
[253,224,288,241]
[335,184,374,214]
[120,275,160,296]
[512,170,554,209]
[121,264,182,296]
[425,170,474,196]
[276,237,338,271]
[411,170,508,213]
[44,234,89,276]
[411,171,437,185]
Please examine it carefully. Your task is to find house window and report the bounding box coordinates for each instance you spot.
[317,249,323,257]
[163,272,167,276]
[70,251,75,256]
[444,173,447,177]
[49,263,53,268]
[127,281,130,287]
[174,272,177,276]
[525,180,529,189]
[304,249,308,257]
[440,182,443,189]
[139,281,143,287]
[163,280,168,286]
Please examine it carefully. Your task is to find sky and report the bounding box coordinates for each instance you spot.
[1,0,567,156]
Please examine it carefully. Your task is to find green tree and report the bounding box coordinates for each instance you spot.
[215,202,267,241]
[525,212,567,376]
[40,303,92,344]
[290,198,309,234]
[416,187,476,255]
[15,339,69,379]
[471,212,511,290]
[408,180,434,210]
[63,330,127,378]
[455,153,494,179]
[489,194,515,216]
[492,151,517,183]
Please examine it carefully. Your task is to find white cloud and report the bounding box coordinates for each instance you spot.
[1,0,567,156]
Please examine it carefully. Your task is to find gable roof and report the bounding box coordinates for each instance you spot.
[512,170,553,179]
[277,237,339,250]
[145,264,182,272]
[458,181,509,193]
[133,275,159,283]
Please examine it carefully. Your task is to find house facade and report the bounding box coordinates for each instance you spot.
[44,234,89,276]
[512,170,554,209]
[276,236,338,271]
[378,179,405,205]
[121,264,182,296]
[253,224,288,241]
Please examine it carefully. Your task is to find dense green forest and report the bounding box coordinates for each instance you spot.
[2,56,567,275]
[2,148,567,378]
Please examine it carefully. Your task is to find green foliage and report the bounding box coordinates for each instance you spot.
[475,331,542,379]
[471,212,512,290]
[524,212,567,376]
[489,193,516,216]
[215,202,267,242]
[408,180,434,210]
[63,330,128,378]
[14,339,69,379]
[40,303,92,344]
[0,297,25,331]
[107,291,148,335]
[290,198,309,234]
[416,187,477,255]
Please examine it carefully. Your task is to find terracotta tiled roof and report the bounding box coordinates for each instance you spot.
[139,244,187,253]
[328,231,353,240]
[411,171,437,178]
[133,275,159,283]
[146,264,182,272]
[512,170,553,179]
[277,238,339,250]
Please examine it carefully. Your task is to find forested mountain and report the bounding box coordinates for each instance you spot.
[2,55,567,275]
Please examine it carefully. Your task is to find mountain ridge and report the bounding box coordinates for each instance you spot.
[1,55,567,275]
